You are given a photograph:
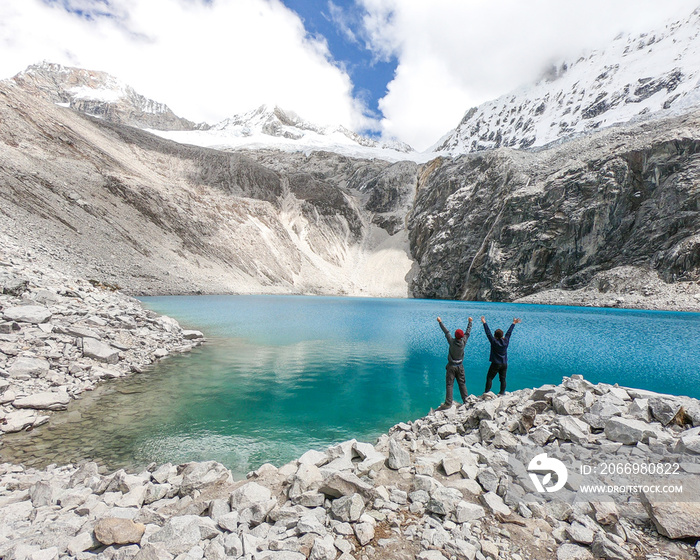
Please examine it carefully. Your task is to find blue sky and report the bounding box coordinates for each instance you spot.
[281,0,397,123]
[1,0,699,150]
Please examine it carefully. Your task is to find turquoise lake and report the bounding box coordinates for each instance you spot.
[3,295,699,476]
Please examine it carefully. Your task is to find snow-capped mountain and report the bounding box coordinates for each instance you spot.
[436,8,700,154]
[10,62,205,131]
[151,104,418,162]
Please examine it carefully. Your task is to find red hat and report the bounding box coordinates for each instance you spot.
[455,329,464,339]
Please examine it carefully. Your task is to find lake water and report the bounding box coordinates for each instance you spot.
[2,296,699,476]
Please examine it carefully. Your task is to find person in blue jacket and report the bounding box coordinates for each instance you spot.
[481,316,521,395]
[436,316,472,410]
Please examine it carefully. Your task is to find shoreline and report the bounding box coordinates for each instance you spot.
[3,377,700,560]
[3,241,700,559]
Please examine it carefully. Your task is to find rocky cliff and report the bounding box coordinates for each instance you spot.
[435,8,700,155]
[11,62,207,132]
[0,81,416,298]
[409,110,700,306]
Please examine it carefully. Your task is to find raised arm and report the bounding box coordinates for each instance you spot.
[463,317,473,341]
[437,317,452,341]
[504,322,516,342]
[481,316,495,343]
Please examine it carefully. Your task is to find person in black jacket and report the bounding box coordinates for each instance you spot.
[436,316,473,410]
[481,316,521,395]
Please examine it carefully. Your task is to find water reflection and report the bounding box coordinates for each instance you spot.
[1,296,698,475]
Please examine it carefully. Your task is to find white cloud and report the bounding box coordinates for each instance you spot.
[0,0,372,129]
[360,0,700,150]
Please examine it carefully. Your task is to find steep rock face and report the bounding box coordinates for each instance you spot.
[0,82,416,297]
[10,62,206,131]
[409,112,700,301]
[436,8,700,155]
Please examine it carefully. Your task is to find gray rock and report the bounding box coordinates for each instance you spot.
[557,543,594,560]
[3,305,51,324]
[298,450,328,467]
[479,492,511,516]
[297,515,326,536]
[67,532,101,556]
[479,419,498,442]
[7,357,50,378]
[455,501,486,522]
[82,338,120,364]
[330,493,364,522]
[289,464,323,498]
[1,409,38,432]
[217,511,239,532]
[592,501,619,525]
[565,521,595,545]
[628,398,651,422]
[476,468,500,493]
[309,535,336,560]
[148,515,219,555]
[318,471,374,500]
[590,533,631,560]
[182,330,204,340]
[387,438,410,469]
[641,479,700,538]
[426,486,462,516]
[94,518,146,546]
[604,417,660,444]
[445,539,478,560]
[648,397,682,425]
[555,416,590,444]
[492,430,519,451]
[353,522,374,546]
[229,481,272,511]
[13,390,70,411]
[179,461,232,495]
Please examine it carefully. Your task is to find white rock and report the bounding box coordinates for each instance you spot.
[479,492,511,516]
[182,330,204,340]
[3,305,51,324]
[13,390,70,411]
[604,417,661,444]
[330,493,364,522]
[7,357,50,378]
[298,450,329,467]
[82,338,120,364]
[557,543,594,560]
[229,481,272,511]
[354,522,374,546]
[1,409,38,432]
[456,501,486,522]
[309,534,337,560]
[387,438,410,469]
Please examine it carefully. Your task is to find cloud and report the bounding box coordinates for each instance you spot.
[359,0,700,150]
[0,0,372,130]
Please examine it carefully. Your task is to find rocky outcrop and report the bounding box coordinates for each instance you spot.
[0,238,205,434]
[11,62,207,132]
[0,82,416,298]
[435,8,700,155]
[3,377,700,560]
[408,111,700,307]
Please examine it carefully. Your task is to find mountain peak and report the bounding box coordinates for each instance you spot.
[10,61,206,132]
[435,7,700,155]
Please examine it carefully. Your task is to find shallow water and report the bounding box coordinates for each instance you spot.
[2,295,699,476]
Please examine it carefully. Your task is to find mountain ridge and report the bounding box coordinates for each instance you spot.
[435,7,700,155]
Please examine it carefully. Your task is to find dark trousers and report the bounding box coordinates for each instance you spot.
[485,362,507,395]
[445,364,468,404]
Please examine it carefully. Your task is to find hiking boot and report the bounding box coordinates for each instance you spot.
[436,402,453,411]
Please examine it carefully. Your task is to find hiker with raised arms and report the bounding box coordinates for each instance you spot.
[436,316,473,410]
[481,315,521,395]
